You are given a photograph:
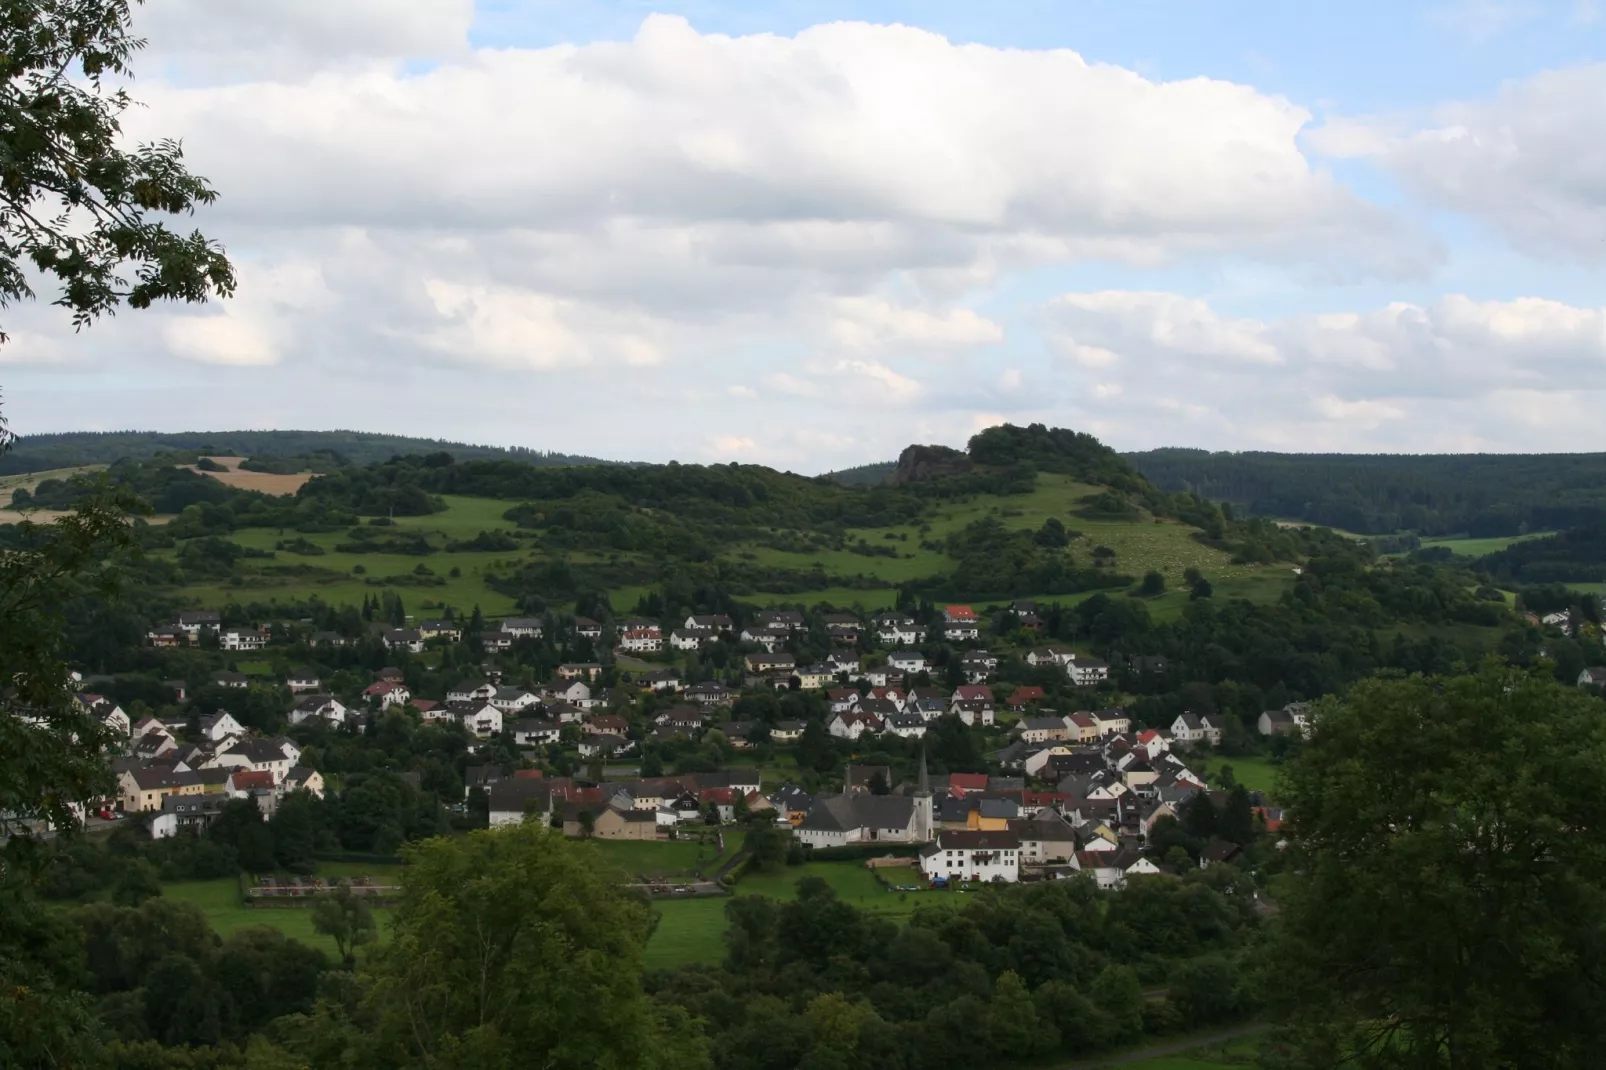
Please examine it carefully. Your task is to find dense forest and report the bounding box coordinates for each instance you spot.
[0,429,619,475]
[1126,448,1606,536]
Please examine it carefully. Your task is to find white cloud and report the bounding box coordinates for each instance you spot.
[134,0,473,80]
[128,14,1420,278]
[824,297,1003,353]
[418,280,664,369]
[1047,292,1282,366]
[1043,290,1606,450]
[1314,65,1606,259]
[163,315,279,367]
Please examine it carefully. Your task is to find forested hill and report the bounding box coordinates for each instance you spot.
[1126,449,1606,537]
[0,429,618,475]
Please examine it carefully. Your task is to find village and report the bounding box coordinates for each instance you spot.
[69,598,1305,893]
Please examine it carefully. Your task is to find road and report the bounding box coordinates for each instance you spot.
[1053,1022,1268,1069]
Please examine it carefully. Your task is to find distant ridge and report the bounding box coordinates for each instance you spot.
[0,429,624,475]
[1125,447,1606,536]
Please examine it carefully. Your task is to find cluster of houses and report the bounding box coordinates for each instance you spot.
[143,603,1121,698]
[479,766,766,836]
[471,733,1256,888]
[97,702,323,836]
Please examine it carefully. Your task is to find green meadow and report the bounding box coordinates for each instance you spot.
[162,475,1297,617]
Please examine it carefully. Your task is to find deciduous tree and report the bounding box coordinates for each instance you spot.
[1269,665,1606,1067]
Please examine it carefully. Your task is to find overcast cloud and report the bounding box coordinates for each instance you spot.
[3,3,1603,469]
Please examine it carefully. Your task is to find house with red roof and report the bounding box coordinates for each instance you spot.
[1007,686,1046,710]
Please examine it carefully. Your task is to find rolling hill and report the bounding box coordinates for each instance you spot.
[0,429,619,475]
[21,423,1329,619]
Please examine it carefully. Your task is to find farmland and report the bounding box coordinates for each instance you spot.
[185,456,315,495]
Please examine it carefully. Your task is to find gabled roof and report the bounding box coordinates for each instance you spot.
[936,829,1019,850]
[127,766,201,791]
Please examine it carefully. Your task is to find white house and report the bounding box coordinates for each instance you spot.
[888,651,928,674]
[827,710,883,740]
[500,617,545,640]
[220,628,268,652]
[874,615,921,646]
[510,717,560,746]
[463,705,504,738]
[383,628,425,653]
[288,694,348,727]
[920,830,1021,884]
[669,629,706,651]
[447,681,497,704]
[1066,656,1110,687]
[1171,713,1223,747]
[618,628,663,654]
[198,710,245,742]
[364,681,412,709]
[885,711,928,739]
[490,687,539,714]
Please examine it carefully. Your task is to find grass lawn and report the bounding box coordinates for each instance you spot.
[1568,582,1605,596]
[1418,531,1555,557]
[1191,755,1285,800]
[644,897,729,969]
[589,836,737,879]
[162,877,391,960]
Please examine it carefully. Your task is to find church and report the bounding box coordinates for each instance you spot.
[793,752,935,849]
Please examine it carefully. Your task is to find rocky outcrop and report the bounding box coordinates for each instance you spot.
[892,444,973,484]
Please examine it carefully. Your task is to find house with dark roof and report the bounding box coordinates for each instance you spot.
[796,793,924,848]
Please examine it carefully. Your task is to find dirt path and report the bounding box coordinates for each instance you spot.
[1052,1022,1268,1068]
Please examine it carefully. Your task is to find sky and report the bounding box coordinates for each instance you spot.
[3,0,1604,471]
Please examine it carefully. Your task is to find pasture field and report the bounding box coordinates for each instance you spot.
[162,876,391,960]
[1418,531,1555,557]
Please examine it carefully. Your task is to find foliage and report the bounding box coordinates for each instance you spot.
[653,871,1260,1069]
[311,881,376,968]
[0,0,235,344]
[1476,524,1606,585]
[0,491,137,853]
[362,825,709,1068]
[1268,665,1606,1067]
[1131,448,1606,536]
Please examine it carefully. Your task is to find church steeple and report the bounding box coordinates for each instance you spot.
[913,743,933,843]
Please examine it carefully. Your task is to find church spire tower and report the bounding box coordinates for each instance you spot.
[913,744,933,842]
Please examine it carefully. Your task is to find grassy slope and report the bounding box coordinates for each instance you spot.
[164,475,1296,615]
[736,473,1293,608]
